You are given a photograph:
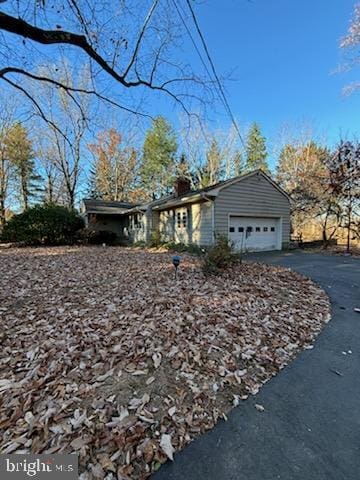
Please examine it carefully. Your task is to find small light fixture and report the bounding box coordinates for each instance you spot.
[172,255,181,279]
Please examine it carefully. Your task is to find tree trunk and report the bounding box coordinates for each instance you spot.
[347,214,351,253]
[0,196,5,227]
[346,198,352,253]
[322,227,328,249]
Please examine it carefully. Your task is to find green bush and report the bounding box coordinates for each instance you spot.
[133,240,147,248]
[149,230,163,247]
[202,234,241,275]
[159,242,205,255]
[1,204,84,246]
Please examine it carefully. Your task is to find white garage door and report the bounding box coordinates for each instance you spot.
[229,217,280,252]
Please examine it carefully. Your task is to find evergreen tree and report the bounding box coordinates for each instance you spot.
[140,117,177,198]
[245,123,269,172]
[4,122,41,209]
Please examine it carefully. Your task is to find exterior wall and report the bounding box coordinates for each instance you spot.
[174,206,190,244]
[158,201,213,246]
[159,209,175,242]
[214,174,290,248]
[150,210,160,242]
[127,213,147,243]
[197,201,213,246]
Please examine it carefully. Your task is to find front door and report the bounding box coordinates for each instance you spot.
[174,207,189,244]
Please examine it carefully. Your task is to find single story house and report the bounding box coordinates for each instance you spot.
[81,169,291,252]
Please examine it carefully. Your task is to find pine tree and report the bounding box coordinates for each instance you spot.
[140,117,177,198]
[245,123,269,173]
[4,122,41,210]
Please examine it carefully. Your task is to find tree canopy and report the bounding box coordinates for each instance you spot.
[0,0,212,129]
[245,123,269,173]
[140,116,178,199]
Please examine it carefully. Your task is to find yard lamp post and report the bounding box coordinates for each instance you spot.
[172,255,181,279]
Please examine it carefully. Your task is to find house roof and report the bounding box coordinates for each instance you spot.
[150,170,290,211]
[82,170,290,215]
[82,199,137,215]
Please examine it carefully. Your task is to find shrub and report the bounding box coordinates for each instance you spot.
[1,204,83,246]
[133,240,147,248]
[202,234,241,275]
[161,242,205,255]
[78,228,117,245]
[149,230,163,247]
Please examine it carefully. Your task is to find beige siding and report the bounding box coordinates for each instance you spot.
[198,202,213,246]
[157,201,213,246]
[214,174,290,247]
[128,213,146,243]
[159,209,175,242]
[190,203,201,244]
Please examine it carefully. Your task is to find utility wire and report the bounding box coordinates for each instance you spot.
[172,0,243,146]
[171,0,223,103]
[183,0,246,149]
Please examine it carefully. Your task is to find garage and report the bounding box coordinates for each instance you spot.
[229,216,281,252]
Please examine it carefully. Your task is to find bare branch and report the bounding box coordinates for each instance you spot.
[0,75,70,143]
[122,0,159,78]
[0,66,154,119]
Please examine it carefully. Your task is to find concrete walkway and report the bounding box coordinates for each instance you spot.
[154,251,360,480]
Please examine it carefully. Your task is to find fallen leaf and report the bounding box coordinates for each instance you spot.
[160,433,175,461]
[255,404,265,412]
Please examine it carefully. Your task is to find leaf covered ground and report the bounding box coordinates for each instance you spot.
[0,246,330,479]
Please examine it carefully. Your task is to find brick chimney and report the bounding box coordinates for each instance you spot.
[174,177,191,197]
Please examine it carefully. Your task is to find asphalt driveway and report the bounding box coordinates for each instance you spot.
[154,251,360,480]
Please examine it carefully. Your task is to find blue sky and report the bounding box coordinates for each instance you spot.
[2,0,359,172]
[164,0,360,166]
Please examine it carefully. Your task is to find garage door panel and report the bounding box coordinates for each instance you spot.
[229,217,280,252]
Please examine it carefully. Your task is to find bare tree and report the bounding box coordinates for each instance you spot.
[0,0,212,129]
[181,121,245,188]
[34,134,63,204]
[28,64,91,208]
[88,128,140,202]
[327,141,360,251]
[0,101,16,226]
[340,3,360,94]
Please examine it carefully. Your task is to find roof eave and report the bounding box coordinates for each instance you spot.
[152,192,216,210]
